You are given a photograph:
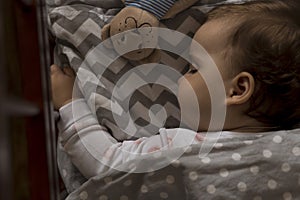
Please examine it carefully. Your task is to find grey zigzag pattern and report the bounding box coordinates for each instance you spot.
[49,2,206,140]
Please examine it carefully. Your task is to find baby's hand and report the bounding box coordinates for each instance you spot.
[51,65,76,110]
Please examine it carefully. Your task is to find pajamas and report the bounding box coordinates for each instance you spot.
[58,99,203,178]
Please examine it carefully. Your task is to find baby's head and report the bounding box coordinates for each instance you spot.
[178,0,300,132]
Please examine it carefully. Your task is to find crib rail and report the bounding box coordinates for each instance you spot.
[0,0,59,199]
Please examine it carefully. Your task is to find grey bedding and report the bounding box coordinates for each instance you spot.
[48,0,207,141]
[61,129,300,200]
[47,0,300,199]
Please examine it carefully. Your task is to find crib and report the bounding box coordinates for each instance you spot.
[1,0,299,199]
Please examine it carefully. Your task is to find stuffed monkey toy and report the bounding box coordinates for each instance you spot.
[101,0,198,63]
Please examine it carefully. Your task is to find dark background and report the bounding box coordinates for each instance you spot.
[0,0,59,199]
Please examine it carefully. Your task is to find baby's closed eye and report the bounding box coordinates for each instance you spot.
[187,64,198,74]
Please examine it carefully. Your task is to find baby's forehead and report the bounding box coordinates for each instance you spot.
[191,19,234,55]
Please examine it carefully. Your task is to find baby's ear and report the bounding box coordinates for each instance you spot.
[226,72,255,105]
[101,24,114,49]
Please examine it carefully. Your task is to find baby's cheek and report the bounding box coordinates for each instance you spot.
[177,78,195,105]
[178,82,194,111]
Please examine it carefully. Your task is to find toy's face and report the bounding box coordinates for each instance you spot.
[111,25,157,60]
[109,7,159,61]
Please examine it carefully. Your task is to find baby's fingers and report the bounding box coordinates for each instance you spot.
[63,66,75,77]
[51,64,63,75]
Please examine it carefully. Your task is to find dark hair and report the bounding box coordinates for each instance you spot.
[208,0,300,129]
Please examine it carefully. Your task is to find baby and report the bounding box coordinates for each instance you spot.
[51,0,300,178]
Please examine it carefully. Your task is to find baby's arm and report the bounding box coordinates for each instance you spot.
[51,65,201,178]
[58,99,202,178]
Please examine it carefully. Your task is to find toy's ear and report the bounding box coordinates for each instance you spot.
[101,23,114,49]
[163,0,198,19]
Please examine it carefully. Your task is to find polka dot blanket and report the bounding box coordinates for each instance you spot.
[62,129,300,199]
